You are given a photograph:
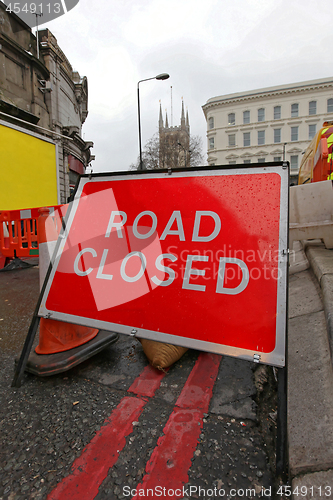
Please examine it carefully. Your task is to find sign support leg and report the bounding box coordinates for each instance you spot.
[11,314,40,388]
[276,365,288,481]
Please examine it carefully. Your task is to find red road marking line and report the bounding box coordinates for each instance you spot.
[131,352,221,499]
[128,364,167,397]
[176,351,221,410]
[47,397,145,500]
[47,364,167,500]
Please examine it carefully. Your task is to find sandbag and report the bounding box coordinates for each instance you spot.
[139,338,188,370]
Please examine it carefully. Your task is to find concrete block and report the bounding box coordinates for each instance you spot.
[288,271,323,319]
[290,181,333,224]
[292,469,333,499]
[302,239,324,249]
[290,223,333,249]
[288,311,333,476]
[290,180,333,249]
[306,246,333,283]
[289,241,309,275]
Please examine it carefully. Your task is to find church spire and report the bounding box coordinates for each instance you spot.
[165,110,169,128]
[186,107,190,134]
[181,99,185,128]
[159,102,164,129]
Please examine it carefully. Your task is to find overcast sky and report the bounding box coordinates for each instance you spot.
[40,0,333,173]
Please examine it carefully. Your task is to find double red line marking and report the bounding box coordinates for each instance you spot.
[48,353,221,499]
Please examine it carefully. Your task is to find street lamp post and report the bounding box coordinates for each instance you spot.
[137,73,169,170]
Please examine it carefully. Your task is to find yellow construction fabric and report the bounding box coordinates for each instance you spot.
[298,124,332,184]
[0,123,58,210]
[298,134,317,185]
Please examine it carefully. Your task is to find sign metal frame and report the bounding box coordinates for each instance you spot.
[38,163,289,368]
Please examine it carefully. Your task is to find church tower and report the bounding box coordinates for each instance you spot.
[159,100,190,169]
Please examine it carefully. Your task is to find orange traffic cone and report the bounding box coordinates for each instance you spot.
[23,205,118,376]
[35,318,99,354]
[35,206,99,354]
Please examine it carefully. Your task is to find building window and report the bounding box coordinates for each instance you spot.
[243,110,250,124]
[258,108,265,122]
[274,129,281,143]
[228,134,236,147]
[229,160,236,164]
[209,137,215,149]
[291,103,299,117]
[243,132,250,147]
[290,155,298,171]
[274,106,281,120]
[328,99,333,112]
[208,117,214,129]
[309,101,317,115]
[309,124,317,140]
[243,159,251,164]
[258,130,265,145]
[291,126,298,141]
[228,113,235,125]
[274,156,282,162]
[258,158,265,163]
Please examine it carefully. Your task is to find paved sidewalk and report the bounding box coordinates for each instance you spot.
[288,242,333,497]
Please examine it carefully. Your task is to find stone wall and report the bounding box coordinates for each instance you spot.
[0,5,93,205]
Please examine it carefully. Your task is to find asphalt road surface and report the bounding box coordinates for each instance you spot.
[0,265,278,500]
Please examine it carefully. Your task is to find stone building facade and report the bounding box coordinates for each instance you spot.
[202,78,333,183]
[0,3,93,203]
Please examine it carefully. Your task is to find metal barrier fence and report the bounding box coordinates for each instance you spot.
[0,205,64,270]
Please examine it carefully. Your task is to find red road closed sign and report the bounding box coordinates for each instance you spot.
[39,165,289,367]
